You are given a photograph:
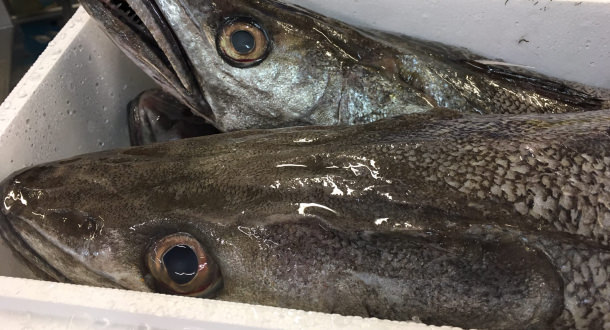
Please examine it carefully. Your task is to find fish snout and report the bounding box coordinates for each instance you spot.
[0,164,151,290]
[0,169,72,282]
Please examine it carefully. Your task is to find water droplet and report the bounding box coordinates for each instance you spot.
[87,121,97,133]
[51,47,63,56]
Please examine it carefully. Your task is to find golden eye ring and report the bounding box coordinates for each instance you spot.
[216,17,271,68]
[145,232,222,297]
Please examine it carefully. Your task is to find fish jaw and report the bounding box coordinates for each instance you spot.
[0,165,150,292]
[0,175,69,282]
[78,0,215,123]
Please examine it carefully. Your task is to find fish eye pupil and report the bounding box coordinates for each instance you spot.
[231,30,255,54]
[162,245,198,284]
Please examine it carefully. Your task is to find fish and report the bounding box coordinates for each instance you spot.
[79,0,609,132]
[128,89,219,145]
[1,108,609,329]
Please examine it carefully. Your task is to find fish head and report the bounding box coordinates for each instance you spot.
[158,0,347,131]
[0,117,572,328]
[79,0,610,132]
[79,0,435,131]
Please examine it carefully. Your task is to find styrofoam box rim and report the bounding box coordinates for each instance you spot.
[0,276,453,330]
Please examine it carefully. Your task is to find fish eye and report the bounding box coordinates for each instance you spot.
[163,245,198,284]
[216,17,270,68]
[146,232,222,297]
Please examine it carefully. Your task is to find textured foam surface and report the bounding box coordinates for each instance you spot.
[0,276,456,329]
[0,10,157,179]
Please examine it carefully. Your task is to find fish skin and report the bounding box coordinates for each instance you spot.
[128,89,219,145]
[79,0,609,131]
[1,109,609,328]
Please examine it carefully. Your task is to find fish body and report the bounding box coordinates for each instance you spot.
[1,109,609,329]
[80,0,608,131]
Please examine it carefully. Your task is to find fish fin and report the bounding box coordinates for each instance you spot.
[464,60,609,110]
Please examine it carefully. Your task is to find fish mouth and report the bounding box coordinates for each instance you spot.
[80,0,216,123]
[0,211,68,282]
[0,176,69,282]
[0,175,131,290]
[97,1,154,51]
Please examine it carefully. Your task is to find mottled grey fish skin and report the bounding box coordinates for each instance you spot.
[1,109,609,328]
[79,0,609,131]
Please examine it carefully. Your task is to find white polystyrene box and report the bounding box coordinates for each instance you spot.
[0,1,608,328]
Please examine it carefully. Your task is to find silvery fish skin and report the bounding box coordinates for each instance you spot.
[79,0,608,131]
[2,109,609,329]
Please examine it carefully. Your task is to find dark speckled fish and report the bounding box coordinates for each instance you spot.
[79,0,608,132]
[1,109,609,329]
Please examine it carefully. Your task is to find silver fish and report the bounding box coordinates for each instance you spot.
[79,0,608,131]
[1,109,609,329]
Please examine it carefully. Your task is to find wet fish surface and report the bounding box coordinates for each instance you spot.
[2,108,609,329]
[128,89,219,146]
[79,0,608,132]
